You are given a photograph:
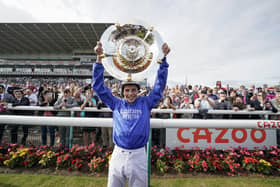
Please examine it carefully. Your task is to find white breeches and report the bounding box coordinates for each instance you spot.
[108,145,147,187]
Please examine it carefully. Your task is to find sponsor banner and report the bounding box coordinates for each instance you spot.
[166,128,277,150]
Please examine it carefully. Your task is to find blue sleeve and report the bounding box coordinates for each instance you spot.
[92,63,119,110]
[147,57,169,109]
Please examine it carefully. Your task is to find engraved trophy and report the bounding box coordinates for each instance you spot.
[99,23,164,82]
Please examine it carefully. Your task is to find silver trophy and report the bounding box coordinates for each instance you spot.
[99,23,164,81]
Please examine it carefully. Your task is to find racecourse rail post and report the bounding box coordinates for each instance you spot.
[69,110,75,148]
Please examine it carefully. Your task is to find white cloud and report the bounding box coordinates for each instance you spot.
[0,0,279,87]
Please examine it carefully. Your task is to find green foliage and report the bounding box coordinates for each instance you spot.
[0,174,280,187]
[0,143,280,176]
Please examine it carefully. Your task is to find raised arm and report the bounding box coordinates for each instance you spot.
[92,42,119,110]
[147,43,171,108]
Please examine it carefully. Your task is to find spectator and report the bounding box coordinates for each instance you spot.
[11,89,30,145]
[25,88,38,106]
[228,90,238,105]
[52,85,60,103]
[232,96,247,119]
[180,96,193,118]
[266,87,276,101]
[237,85,246,96]
[7,82,22,96]
[270,87,280,145]
[247,85,255,98]
[264,101,273,111]
[214,91,232,119]
[232,96,246,111]
[207,88,218,101]
[0,85,14,142]
[80,86,98,145]
[69,81,77,96]
[241,89,249,105]
[155,96,176,148]
[216,81,222,92]
[54,89,78,149]
[159,96,176,111]
[194,90,215,119]
[100,88,119,147]
[188,85,194,96]
[39,90,56,146]
[98,99,113,148]
[249,93,264,111]
[248,92,265,120]
[170,93,181,108]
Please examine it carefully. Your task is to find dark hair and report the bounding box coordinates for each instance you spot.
[83,85,91,92]
[201,90,207,94]
[165,96,173,104]
[64,89,71,94]
[13,89,23,94]
[42,90,50,95]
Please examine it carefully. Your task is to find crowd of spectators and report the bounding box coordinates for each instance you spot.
[0,78,279,148]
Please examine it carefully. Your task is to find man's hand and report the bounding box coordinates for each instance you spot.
[94,41,104,63]
[162,43,170,57]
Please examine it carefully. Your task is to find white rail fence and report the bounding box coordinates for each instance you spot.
[0,106,279,129]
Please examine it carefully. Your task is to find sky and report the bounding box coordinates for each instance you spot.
[0,0,279,87]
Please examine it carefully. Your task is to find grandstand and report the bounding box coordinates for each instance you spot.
[0,23,114,78]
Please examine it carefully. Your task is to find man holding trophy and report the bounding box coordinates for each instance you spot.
[92,24,170,187]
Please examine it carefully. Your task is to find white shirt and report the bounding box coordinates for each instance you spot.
[26,94,38,106]
[195,98,214,110]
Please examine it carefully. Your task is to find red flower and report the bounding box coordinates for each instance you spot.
[23,160,29,166]
[270,151,277,155]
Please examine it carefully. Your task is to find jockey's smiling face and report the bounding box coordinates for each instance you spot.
[123,85,139,103]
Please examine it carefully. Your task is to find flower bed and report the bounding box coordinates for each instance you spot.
[0,142,279,176]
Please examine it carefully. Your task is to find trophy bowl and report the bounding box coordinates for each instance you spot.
[100,23,164,81]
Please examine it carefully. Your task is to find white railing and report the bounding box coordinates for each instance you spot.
[0,115,279,129]
[0,106,279,129]
[6,105,280,115]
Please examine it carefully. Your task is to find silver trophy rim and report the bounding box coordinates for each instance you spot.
[100,24,164,81]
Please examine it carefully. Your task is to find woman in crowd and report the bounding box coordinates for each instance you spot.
[228,90,238,105]
[155,95,176,148]
[180,95,193,118]
[39,90,56,147]
[80,86,98,145]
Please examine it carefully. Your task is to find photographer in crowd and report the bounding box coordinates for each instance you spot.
[194,90,215,119]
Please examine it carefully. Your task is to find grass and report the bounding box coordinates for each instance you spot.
[0,174,279,187]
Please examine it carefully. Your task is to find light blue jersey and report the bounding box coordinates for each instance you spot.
[92,58,169,149]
